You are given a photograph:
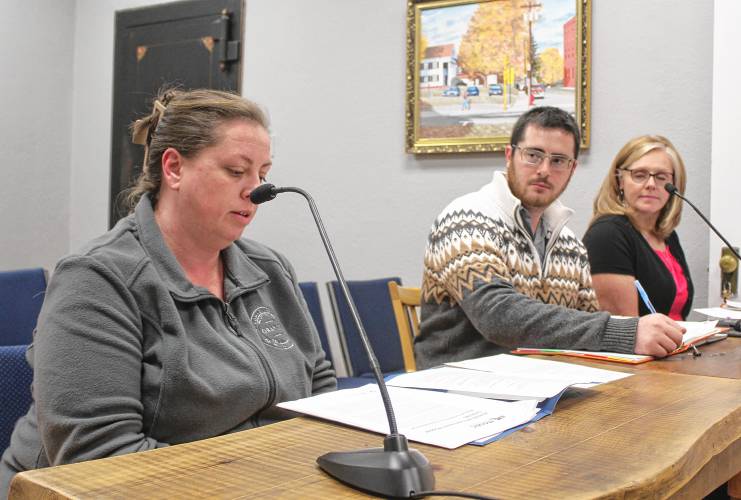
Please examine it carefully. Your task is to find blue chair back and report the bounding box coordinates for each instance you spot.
[0,345,33,453]
[0,268,47,346]
[298,282,332,358]
[299,281,369,390]
[327,277,404,377]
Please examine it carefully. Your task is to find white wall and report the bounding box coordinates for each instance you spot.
[0,0,75,272]
[3,1,716,331]
[568,0,714,313]
[709,0,741,304]
[68,0,173,252]
[242,0,714,314]
[242,0,496,286]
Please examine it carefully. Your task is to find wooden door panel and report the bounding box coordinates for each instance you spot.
[109,0,243,226]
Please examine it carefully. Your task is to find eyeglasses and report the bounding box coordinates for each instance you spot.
[512,146,575,171]
[620,168,674,185]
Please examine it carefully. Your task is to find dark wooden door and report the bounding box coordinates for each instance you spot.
[109,0,243,226]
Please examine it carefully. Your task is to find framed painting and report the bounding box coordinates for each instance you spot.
[405,0,591,154]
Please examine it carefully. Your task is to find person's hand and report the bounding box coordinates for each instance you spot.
[634,314,686,357]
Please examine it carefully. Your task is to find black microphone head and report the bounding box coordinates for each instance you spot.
[664,182,678,195]
[250,183,278,204]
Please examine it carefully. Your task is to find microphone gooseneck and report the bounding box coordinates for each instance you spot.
[664,183,741,261]
[253,183,434,498]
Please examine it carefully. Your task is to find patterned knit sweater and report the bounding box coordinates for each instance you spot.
[415,171,638,369]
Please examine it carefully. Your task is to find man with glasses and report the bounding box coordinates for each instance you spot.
[415,106,684,369]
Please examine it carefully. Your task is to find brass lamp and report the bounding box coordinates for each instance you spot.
[720,246,739,302]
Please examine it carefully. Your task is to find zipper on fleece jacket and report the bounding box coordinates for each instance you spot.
[513,208,569,279]
[513,209,547,278]
[222,301,277,422]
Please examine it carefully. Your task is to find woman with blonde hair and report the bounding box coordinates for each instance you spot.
[583,135,693,320]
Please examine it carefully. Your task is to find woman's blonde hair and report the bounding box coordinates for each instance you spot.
[122,87,269,212]
[590,135,686,240]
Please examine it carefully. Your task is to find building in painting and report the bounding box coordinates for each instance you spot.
[563,16,576,88]
[419,44,457,89]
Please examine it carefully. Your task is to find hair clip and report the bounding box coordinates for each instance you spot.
[132,99,168,145]
[132,121,148,145]
[153,99,166,115]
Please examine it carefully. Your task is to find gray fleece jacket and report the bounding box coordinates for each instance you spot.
[415,171,638,369]
[0,195,335,495]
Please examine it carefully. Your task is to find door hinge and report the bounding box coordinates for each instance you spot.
[217,9,240,70]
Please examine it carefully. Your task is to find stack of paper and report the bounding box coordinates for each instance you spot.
[279,385,540,449]
[277,354,631,449]
[386,366,570,401]
[388,354,630,401]
[445,353,632,386]
[725,299,741,310]
[513,320,723,364]
[679,320,721,342]
[696,302,741,320]
[511,348,653,364]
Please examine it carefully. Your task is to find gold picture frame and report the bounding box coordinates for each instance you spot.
[405,0,591,154]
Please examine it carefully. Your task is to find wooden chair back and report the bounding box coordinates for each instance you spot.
[387,281,421,372]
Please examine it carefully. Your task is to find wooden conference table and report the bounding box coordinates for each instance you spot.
[9,338,741,499]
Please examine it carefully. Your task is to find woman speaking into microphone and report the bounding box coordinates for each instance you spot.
[1,88,335,495]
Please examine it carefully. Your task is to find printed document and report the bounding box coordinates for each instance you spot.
[445,353,632,388]
[278,385,539,449]
[387,365,576,401]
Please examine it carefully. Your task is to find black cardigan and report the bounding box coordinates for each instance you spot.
[583,214,694,319]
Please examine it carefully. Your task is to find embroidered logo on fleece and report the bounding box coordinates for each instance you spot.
[250,306,294,350]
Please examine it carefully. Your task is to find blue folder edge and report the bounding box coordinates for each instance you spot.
[383,373,567,447]
[468,389,566,446]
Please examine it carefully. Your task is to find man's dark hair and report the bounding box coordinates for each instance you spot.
[510,106,581,158]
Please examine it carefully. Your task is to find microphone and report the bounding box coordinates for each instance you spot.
[665,183,741,262]
[717,318,741,332]
[250,183,434,498]
[249,184,281,204]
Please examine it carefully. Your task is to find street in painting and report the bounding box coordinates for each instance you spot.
[416,0,577,141]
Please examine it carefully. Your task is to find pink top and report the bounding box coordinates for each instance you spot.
[653,246,688,320]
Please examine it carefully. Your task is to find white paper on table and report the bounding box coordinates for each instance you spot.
[695,307,741,320]
[277,385,539,449]
[677,320,719,343]
[387,365,574,401]
[446,354,632,388]
[725,299,741,310]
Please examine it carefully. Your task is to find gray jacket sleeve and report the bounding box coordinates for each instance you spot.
[33,256,166,466]
[460,278,638,352]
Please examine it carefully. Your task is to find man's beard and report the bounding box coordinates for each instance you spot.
[506,162,571,209]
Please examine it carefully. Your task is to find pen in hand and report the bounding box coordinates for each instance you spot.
[634,280,657,314]
[634,279,685,353]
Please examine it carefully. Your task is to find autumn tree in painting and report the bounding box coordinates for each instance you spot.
[457,0,528,82]
[537,47,564,85]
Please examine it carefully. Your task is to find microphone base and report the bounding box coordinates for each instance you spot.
[317,434,435,498]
